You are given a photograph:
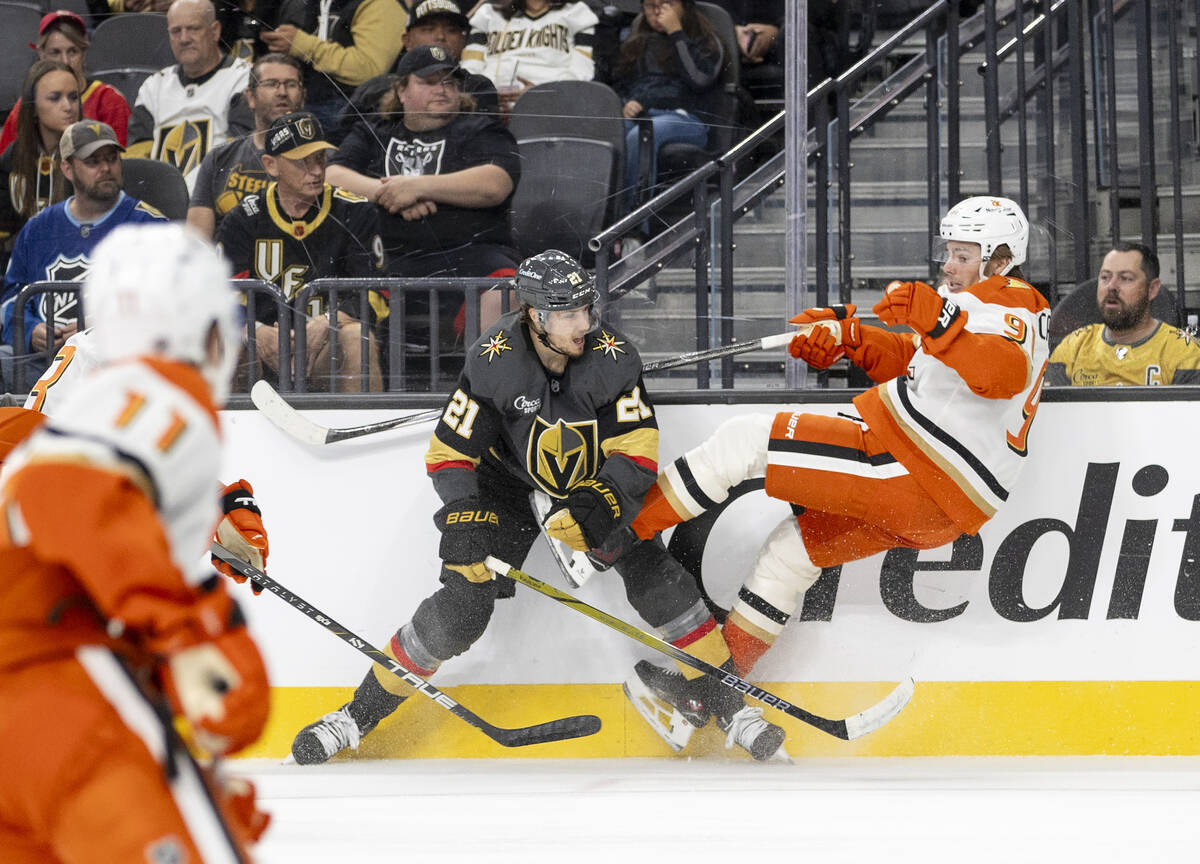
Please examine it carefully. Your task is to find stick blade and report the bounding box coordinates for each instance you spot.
[842,677,915,740]
[492,714,602,747]
[250,380,329,446]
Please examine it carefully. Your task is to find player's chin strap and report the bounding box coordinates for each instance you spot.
[527,313,573,358]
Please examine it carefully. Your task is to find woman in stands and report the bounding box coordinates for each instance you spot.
[0,11,131,154]
[613,0,723,207]
[461,0,599,112]
[0,60,81,248]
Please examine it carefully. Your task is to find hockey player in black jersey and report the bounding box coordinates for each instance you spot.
[290,249,787,763]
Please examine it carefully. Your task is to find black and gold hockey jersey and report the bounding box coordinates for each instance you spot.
[1046,321,1200,386]
[425,313,659,525]
[216,181,386,324]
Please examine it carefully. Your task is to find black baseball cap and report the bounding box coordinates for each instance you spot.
[264,111,336,159]
[395,44,467,80]
[410,0,470,30]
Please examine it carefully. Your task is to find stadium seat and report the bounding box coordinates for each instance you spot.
[509,81,626,225]
[91,67,158,107]
[1048,277,1182,352]
[510,137,614,264]
[0,5,44,114]
[121,157,188,220]
[88,13,174,73]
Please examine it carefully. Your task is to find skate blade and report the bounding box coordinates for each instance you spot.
[622,678,695,752]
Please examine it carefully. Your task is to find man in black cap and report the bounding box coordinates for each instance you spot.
[335,0,497,144]
[216,111,386,392]
[328,44,520,382]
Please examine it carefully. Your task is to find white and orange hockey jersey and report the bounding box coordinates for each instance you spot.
[852,274,1051,534]
[0,356,229,670]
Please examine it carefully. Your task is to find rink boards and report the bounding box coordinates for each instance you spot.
[220,396,1200,759]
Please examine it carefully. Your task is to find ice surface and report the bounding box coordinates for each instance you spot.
[243,756,1200,863]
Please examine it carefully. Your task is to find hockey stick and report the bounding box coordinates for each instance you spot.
[211,543,601,747]
[250,380,442,445]
[485,556,914,741]
[252,330,821,446]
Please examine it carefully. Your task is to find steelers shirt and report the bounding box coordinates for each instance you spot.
[216,182,385,325]
[1046,321,1200,386]
[189,135,269,225]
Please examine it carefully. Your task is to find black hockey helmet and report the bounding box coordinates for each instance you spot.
[514,249,599,312]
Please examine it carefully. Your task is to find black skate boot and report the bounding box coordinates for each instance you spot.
[622,659,713,751]
[291,670,405,765]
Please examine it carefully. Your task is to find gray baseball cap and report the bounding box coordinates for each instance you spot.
[59,121,124,160]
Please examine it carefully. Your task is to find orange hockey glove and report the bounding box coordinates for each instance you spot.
[221,777,271,845]
[213,479,268,594]
[162,621,270,756]
[787,304,860,366]
[873,281,963,340]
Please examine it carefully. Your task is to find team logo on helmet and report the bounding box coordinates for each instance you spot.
[592,330,625,360]
[479,330,512,362]
[526,417,598,498]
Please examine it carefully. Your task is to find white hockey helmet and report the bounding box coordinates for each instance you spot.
[938,196,1029,279]
[85,223,239,404]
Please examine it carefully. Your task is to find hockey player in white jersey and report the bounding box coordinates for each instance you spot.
[0,223,271,860]
[624,197,1052,755]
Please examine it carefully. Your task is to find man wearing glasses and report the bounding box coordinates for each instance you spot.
[187,54,307,238]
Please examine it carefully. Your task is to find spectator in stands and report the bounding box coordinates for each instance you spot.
[127,0,253,192]
[708,0,784,96]
[0,61,81,247]
[261,0,407,134]
[335,0,498,145]
[187,53,306,238]
[613,0,722,207]
[1046,242,1200,386]
[1,121,167,384]
[461,0,599,113]
[0,12,131,156]
[329,45,520,369]
[329,46,520,280]
[217,111,386,392]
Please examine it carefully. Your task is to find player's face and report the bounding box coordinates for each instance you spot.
[39,31,85,77]
[66,146,123,206]
[1097,249,1156,332]
[538,306,594,357]
[399,72,461,126]
[167,4,221,72]
[940,240,984,292]
[249,63,304,128]
[34,70,80,135]
[404,18,468,58]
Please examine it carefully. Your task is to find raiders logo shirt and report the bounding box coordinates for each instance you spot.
[332,112,520,258]
[424,311,659,528]
[216,181,386,325]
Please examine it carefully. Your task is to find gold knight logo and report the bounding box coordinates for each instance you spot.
[526,417,598,497]
[155,118,212,177]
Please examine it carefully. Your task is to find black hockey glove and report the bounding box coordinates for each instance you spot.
[433,499,499,583]
[543,478,622,552]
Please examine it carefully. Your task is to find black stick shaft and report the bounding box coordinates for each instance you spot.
[211,544,600,747]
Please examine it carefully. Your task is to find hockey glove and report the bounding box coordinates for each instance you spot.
[161,620,270,756]
[873,281,963,341]
[221,777,271,845]
[788,304,860,352]
[212,479,268,595]
[544,478,622,552]
[433,499,498,582]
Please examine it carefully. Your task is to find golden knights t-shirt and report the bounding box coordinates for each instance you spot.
[331,112,520,258]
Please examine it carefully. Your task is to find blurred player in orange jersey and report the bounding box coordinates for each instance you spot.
[0,223,271,862]
[624,197,1052,755]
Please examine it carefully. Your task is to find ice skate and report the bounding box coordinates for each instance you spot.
[291,705,364,765]
[622,660,712,751]
[716,704,789,762]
